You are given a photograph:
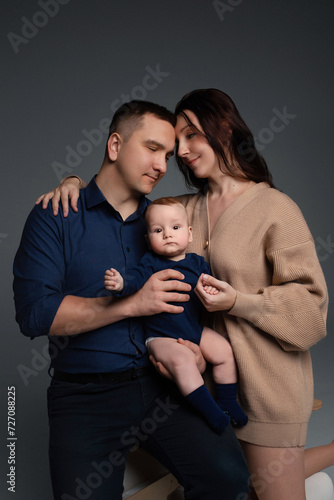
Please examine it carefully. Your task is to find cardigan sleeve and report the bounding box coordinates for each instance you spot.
[228,197,328,352]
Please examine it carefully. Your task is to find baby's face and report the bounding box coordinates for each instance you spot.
[146,204,192,258]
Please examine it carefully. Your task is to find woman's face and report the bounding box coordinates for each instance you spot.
[175,110,221,181]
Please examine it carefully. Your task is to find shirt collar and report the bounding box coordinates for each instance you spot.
[84,175,150,220]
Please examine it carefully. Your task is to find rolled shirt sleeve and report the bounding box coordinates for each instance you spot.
[13,204,66,337]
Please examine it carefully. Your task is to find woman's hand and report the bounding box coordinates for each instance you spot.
[35,176,85,217]
[195,274,237,312]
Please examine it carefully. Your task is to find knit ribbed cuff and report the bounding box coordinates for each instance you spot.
[228,290,264,324]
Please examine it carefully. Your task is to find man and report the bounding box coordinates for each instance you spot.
[13,100,249,499]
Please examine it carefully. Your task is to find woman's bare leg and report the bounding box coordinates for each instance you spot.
[240,441,306,500]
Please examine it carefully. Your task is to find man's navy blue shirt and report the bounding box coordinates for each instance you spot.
[13,177,151,373]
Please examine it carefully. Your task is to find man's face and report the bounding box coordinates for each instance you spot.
[112,113,175,196]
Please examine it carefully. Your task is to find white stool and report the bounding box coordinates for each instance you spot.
[305,472,334,500]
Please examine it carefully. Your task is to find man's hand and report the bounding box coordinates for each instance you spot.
[149,355,174,381]
[35,176,85,217]
[149,338,206,380]
[177,338,206,374]
[129,269,191,317]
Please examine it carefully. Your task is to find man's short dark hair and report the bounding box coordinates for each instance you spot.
[104,100,176,159]
[109,100,176,141]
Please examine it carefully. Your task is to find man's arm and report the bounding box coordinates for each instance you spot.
[49,270,191,336]
[14,204,191,338]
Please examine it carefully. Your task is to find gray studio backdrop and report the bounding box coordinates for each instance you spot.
[1,1,333,498]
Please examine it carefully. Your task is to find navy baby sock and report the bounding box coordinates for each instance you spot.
[215,383,248,427]
[186,384,230,434]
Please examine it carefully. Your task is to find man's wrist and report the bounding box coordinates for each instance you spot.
[108,294,138,320]
[123,294,139,318]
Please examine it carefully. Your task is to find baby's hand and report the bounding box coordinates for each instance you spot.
[195,274,237,312]
[104,268,124,291]
[203,283,219,295]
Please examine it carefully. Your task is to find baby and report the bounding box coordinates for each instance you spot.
[104,197,247,433]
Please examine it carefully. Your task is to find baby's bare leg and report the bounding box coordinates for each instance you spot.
[200,327,237,384]
[200,327,248,427]
[147,338,204,396]
[147,337,230,434]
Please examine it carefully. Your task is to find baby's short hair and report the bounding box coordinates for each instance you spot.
[145,197,188,224]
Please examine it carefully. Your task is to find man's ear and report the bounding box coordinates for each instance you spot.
[188,226,193,243]
[107,133,122,161]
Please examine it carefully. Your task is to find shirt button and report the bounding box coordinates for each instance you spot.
[126,247,130,252]
[203,240,209,250]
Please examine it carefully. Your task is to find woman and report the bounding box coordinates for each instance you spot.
[173,89,330,499]
[37,89,333,499]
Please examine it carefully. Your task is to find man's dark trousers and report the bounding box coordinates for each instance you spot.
[48,371,249,499]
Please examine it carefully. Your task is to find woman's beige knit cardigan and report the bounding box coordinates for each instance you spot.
[178,182,328,447]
